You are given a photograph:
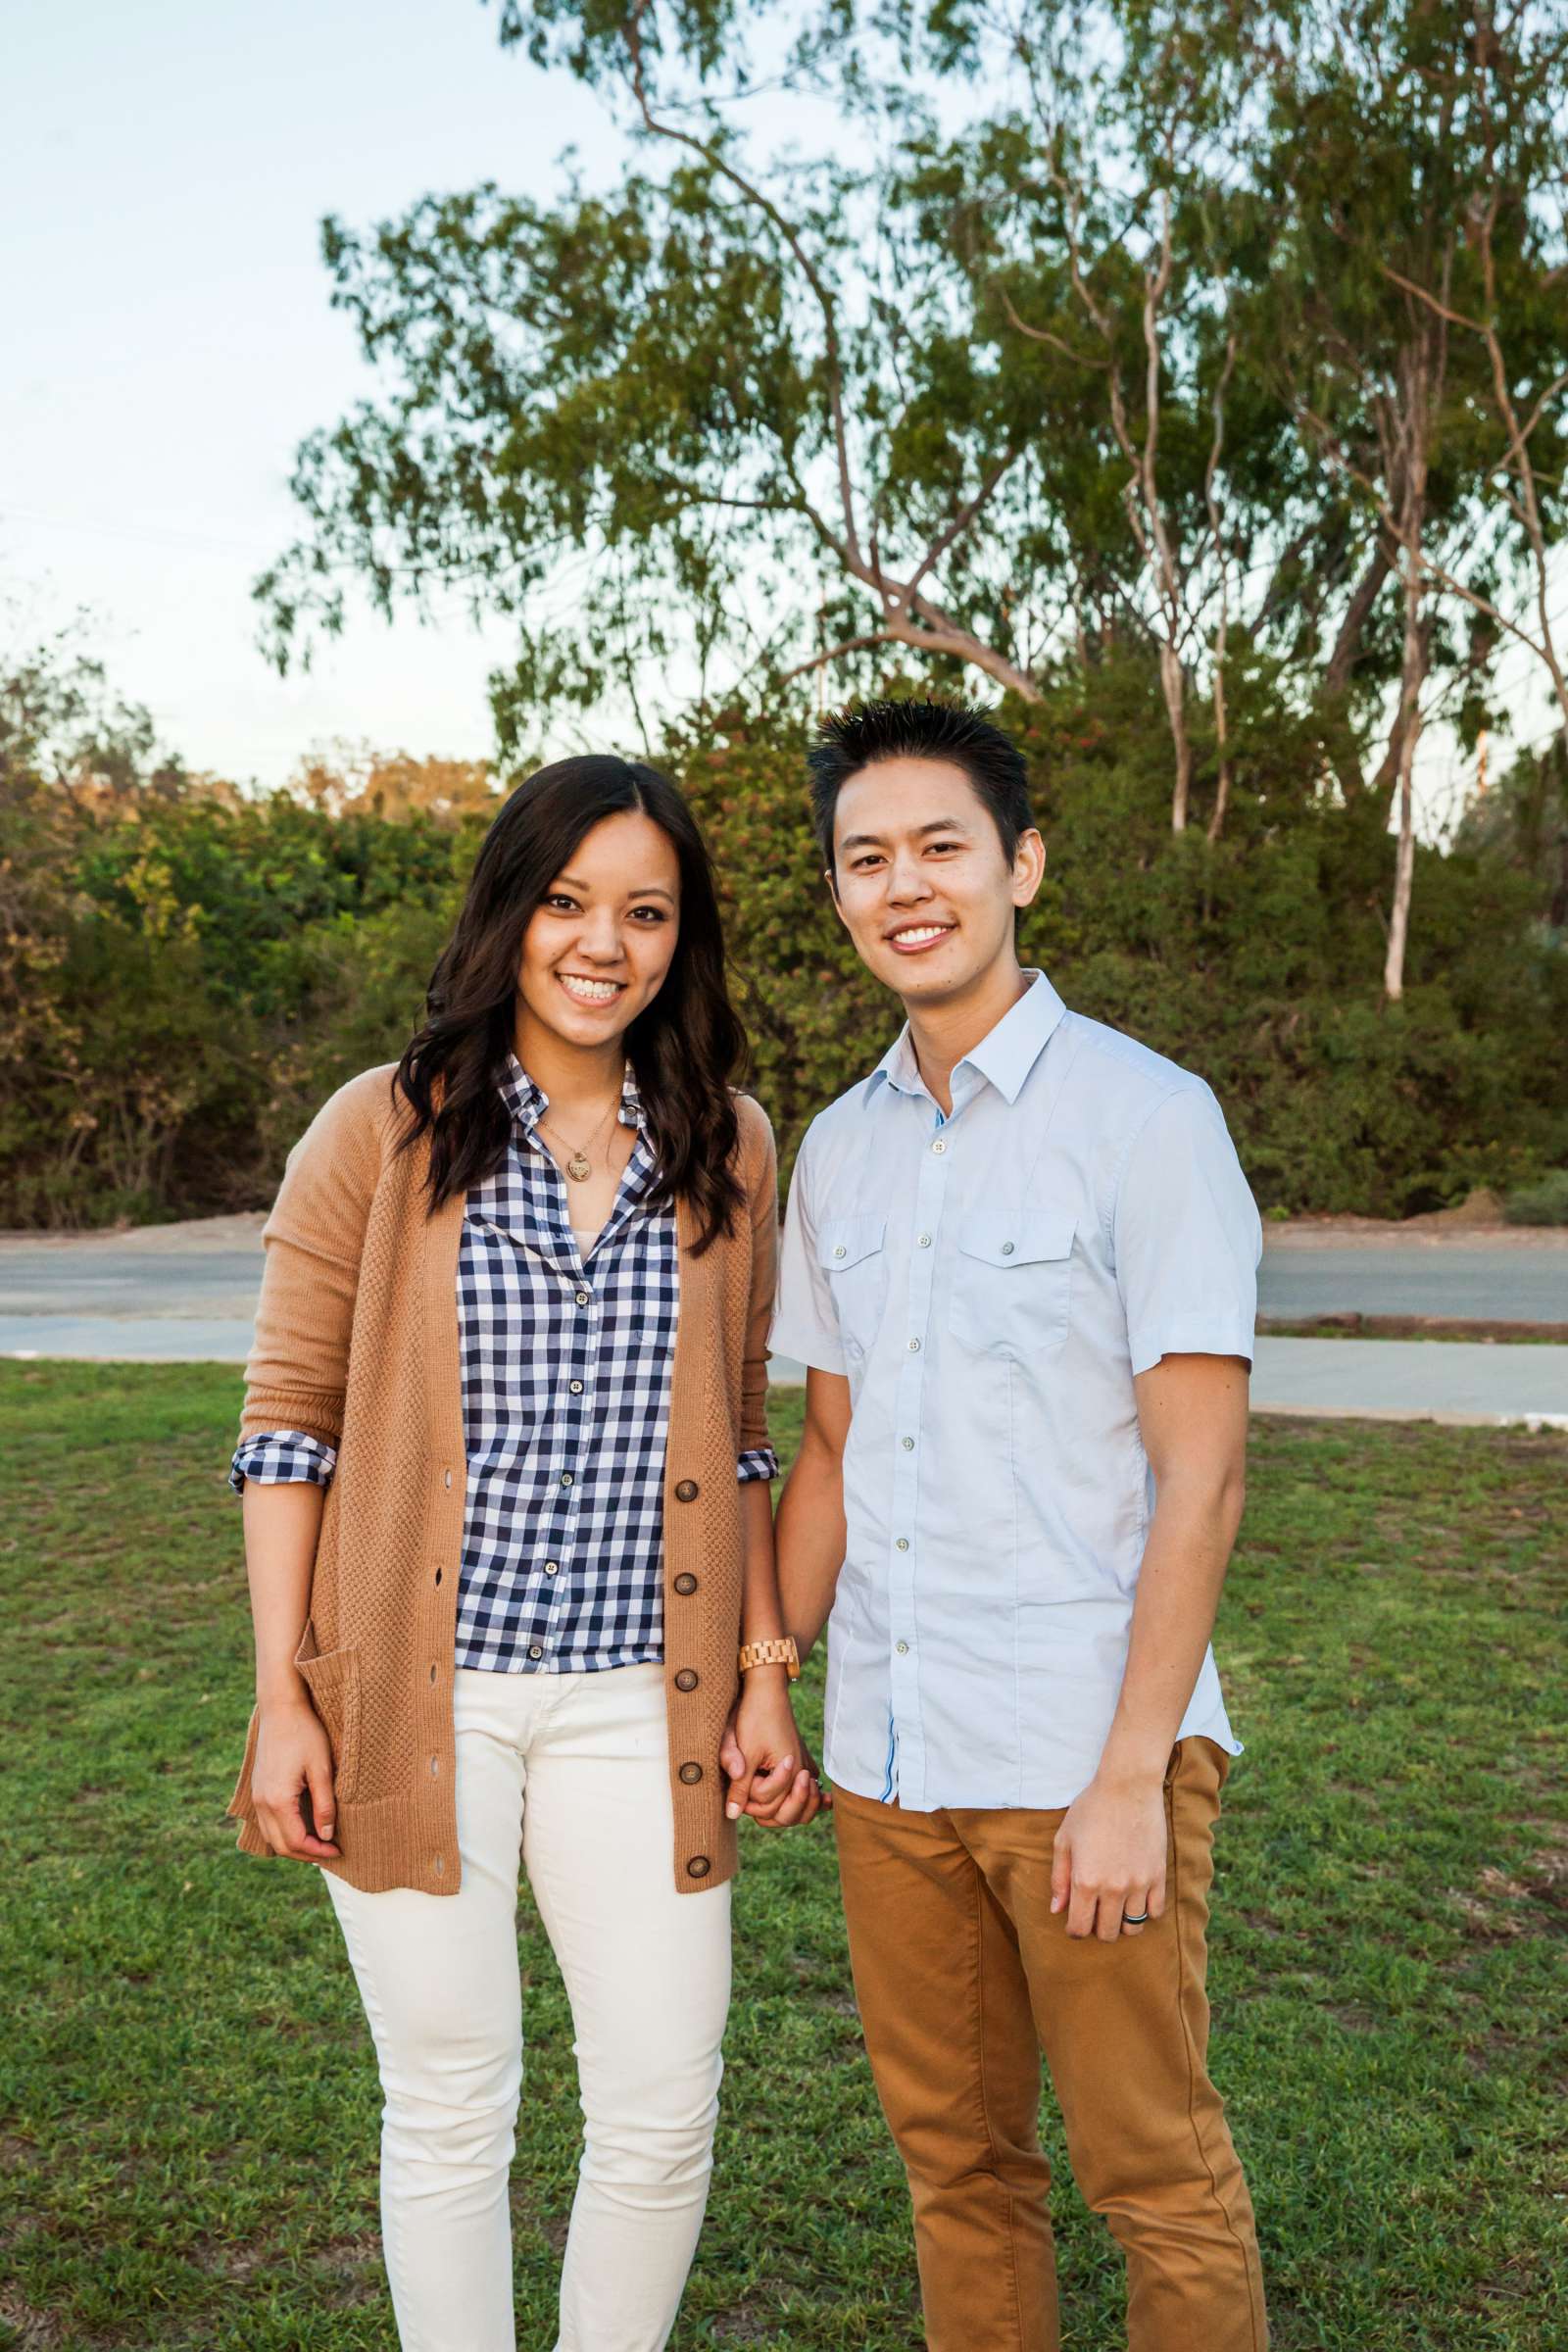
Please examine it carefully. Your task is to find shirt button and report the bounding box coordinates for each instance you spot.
[907,1337,921,1352]
[569,1379,583,1394]
[544,1561,560,1576]
[575,1290,591,1306]
[896,1537,909,1551]
[528,1644,544,1659]
[560,1472,573,1489]
[833,1245,847,1258]
[1002,1241,1015,1256]
[902,1437,914,1450]
[896,1641,909,1655]
[932,1139,947,1154]
[917,1233,932,1248]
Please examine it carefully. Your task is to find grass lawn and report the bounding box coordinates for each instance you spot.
[2,1362,1564,2351]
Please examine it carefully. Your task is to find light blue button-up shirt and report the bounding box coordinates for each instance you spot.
[771,970,1259,1811]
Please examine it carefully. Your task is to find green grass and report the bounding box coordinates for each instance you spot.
[3,1363,1565,2351]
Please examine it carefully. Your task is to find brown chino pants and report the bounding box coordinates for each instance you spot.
[834,1737,1267,2352]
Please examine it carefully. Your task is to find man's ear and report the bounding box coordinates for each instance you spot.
[824,863,850,930]
[1011,827,1047,909]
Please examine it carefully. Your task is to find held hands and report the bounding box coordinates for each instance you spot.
[252,1694,342,1862]
[1050,1770,1167,1941]
[720,1677,830,1829]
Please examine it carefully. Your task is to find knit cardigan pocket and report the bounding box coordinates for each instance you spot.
[294,1643,364,1805]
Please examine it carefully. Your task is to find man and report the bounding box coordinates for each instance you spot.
[768,698,1268,2352]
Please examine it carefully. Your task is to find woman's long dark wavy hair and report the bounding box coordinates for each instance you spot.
[393,756,747,1251]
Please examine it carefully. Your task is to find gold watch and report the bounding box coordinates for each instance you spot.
[737,1636,801,1682]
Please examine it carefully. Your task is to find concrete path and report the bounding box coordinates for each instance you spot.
[4,1213,1568,1427]
[3,1318,1564,1431]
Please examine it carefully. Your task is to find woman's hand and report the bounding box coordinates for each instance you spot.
[251,1694,342,1861]
[719,1676,830,1829]
[1050,1770,1166,1941]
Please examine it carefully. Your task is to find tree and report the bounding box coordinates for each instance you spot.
[256,0,1283,798]
[1254,0,1568,998]
[256,0,1568,901]
[288,741,500,824]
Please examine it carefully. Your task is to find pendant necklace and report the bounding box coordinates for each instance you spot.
[539,1092,621,1184]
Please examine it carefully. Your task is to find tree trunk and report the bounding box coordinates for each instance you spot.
[1383,550,1427,1004]
[1161,639,1194,832]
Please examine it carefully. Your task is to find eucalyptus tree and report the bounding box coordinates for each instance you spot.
[1253,0,1568,998]
[256,0,1282,832]
[257,0,1566,896]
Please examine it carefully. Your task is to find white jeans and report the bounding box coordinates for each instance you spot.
[325,1662,732,2352]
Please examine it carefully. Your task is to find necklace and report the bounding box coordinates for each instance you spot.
[538,1092,621,1184]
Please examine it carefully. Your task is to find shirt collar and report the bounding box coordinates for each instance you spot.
[499,1054,647,1139]
[864,969,1067,1109]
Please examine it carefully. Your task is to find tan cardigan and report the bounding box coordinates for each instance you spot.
[226,1064,779,1896]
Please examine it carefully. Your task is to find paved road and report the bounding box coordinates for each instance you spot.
[1258,1241,1568,1322]
[4,1216,1568,1427]
[5,1216,1567,1322]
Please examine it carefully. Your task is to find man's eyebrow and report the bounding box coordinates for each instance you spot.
[838,818,972,853]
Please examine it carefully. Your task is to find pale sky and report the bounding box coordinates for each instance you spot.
[3,0,1550,822]
[3,0,623,791]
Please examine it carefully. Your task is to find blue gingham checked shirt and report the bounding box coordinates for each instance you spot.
[231,1056,777,1674]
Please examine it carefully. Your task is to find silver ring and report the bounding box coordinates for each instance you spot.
[1122,1908,1151,1926]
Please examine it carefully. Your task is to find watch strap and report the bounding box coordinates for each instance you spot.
[738,1636,801,1682]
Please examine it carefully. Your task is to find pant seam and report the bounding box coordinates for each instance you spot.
[1168,1761,1265,2352]
[970,1852,1027,2349]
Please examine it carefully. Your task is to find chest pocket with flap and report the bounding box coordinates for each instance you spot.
[817,1214,889,1357]
[949,1212,1074,1360]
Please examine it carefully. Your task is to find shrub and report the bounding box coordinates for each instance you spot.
[1504,1169,1568,1226]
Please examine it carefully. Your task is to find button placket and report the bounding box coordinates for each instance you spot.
[886,1103,949,1807]
[535,1249,599,1662]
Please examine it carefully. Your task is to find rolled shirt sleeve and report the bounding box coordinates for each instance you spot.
[736,1446,780,1484]
[229,1429,339,1497]
[1111,1082,1261,1378]
[769,1127,850,1375]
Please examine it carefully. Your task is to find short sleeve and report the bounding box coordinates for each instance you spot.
[1111,1084,1261,1378]
[768,1127,849,1376]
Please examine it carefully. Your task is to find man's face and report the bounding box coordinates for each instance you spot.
[829,756,1043,1004]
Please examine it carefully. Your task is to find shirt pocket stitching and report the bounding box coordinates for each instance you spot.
[949,1215,1075,1357]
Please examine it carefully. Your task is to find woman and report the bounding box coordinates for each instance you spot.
[225,755,821,2352]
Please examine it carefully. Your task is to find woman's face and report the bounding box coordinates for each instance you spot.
[515,809,682,1054]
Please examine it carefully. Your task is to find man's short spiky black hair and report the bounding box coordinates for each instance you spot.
[808,697,1033,871]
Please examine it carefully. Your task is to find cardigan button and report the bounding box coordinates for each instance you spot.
[674,1479,700,1502]
[673,1573,698,1595]
[678,1761,703,1785]
[686,1855,711,1879]
[674,1669,699,1692]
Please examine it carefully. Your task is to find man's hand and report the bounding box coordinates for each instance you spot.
[1050,1771,1166,1941]
[719,1679,830,1828]
[252,1696,342,1861]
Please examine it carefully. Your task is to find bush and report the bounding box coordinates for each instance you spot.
[1504,1169,1568,1226]
[4,656,1566,1226]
